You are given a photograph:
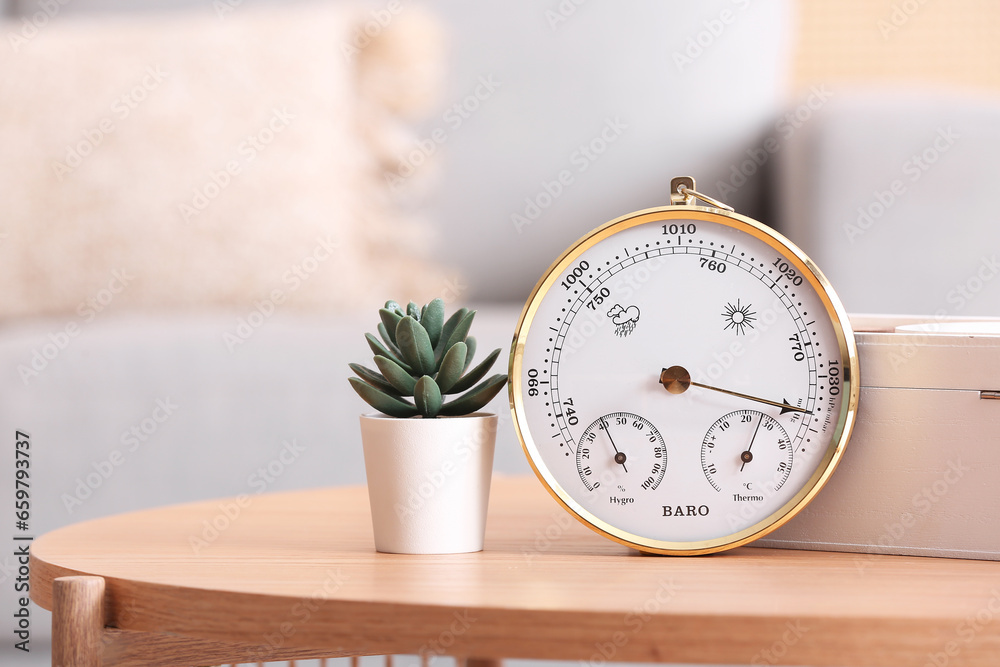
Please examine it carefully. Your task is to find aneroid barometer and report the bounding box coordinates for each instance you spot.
[509,177,860,555]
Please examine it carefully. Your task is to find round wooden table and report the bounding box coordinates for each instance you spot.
[31,476,1000,667]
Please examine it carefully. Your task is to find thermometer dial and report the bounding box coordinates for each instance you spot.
[701,409,792,495]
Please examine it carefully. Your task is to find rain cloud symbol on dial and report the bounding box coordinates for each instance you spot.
[607,304,640,337]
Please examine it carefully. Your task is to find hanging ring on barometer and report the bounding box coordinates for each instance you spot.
[659,365,811,415]
[669,176,735,211]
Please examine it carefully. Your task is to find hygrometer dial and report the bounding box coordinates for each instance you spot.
[509,180,859,555]
[575,412,667,496]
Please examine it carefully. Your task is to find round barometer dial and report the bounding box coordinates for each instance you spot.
[509,178,859,555]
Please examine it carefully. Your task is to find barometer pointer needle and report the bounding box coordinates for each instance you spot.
[601,418,628,473]
[691,381,810,415]
[659,367,811,415]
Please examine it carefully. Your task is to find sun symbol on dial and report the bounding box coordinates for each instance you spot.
[722,300,756,336]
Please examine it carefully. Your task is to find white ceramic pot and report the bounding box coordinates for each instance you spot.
[359,412,497,554]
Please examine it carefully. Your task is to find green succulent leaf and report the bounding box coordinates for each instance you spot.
[373,355,417,395]
[448,347,501,394]
[384,300,403,315]
[435,341,467,394]
[349,377,418,417]
[439,310,476,360]
[407,301,420,320]
[376,322,402,357]
[348,363,400,396]
[439,374,508,416]
[365,333,413,374]
[378,308,403,344]
[414,375,443,417]
[395,316,436,375]
[420,298,445,347]
[463,336,477,373]
[435,308,468,356]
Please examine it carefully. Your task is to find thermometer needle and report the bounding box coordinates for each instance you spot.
[659,366,811,415]
[601,418,628,473]
[740,413,764,472]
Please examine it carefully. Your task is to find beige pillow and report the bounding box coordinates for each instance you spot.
[0,3,450,319]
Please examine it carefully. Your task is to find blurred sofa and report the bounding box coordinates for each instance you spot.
[4,0,1000,657]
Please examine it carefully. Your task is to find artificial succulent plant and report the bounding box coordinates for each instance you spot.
[349,299,508,418]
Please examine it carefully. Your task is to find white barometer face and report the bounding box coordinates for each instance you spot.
[509,205,859,554]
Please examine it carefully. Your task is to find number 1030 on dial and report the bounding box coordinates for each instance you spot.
[510,200,858,555]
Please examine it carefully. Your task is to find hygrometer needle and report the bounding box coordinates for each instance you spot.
[601,418,628,473]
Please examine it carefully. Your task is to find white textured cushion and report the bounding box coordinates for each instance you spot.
[0,4,449,318]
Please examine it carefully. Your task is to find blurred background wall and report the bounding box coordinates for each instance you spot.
[794,0,1000,90]
[5,0,1000,311]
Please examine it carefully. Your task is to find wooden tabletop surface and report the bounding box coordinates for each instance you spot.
[30,476,1000,666]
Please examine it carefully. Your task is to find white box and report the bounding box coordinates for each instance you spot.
[757,315,1000,561]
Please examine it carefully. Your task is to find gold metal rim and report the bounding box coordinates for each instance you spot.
[508,204,860,555]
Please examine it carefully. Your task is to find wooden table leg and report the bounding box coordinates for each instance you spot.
[52,576,105,667]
